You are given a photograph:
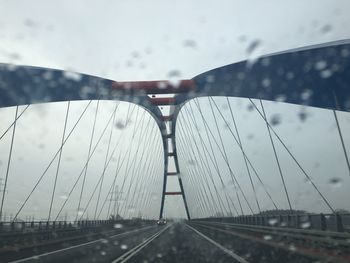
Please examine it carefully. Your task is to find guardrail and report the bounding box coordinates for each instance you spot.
[193,213,350,233]
[0,219,155,233]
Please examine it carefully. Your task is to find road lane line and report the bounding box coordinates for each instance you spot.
[111,224,170,263]
[190,222,350,262]
[10,225,157,263]
[186,224,249,263]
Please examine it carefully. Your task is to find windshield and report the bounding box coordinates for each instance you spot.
[0,1,349,262]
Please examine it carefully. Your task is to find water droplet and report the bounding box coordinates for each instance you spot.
[183,39,197,48]
[63,71,82,82]
[114,223,123,229]
[315,60,327,70]
[167,70,181,87]
[79,86,95,98]
[246,39,262,67]
[206,75,215,83]
[247,134,254,140]
[238,35,247,42]
[289,244,297,251]
[261,58,270,67]
[320,24,332,34]
[301,89,313,100]
[275,94,286,102]
[113,240,119,245]
[131,51,140,58]
[59,194,68,200]
[341,48,350,58]
[247,104,254,112]
[24,19,36,27]
[280,222,287,227]
[246,39,261,55]
[301,221,310,228]
[263,235,272,240]
[121,244,128,250]
[77,210,84,216]
[187,160,196,166]
[156,253,163,258]
[320,69,332,78]
[329,177,342,188]
[286,72,295,80]
[270,115,281,126]
[115,121,125,130]
[100,251,106,256]
[298,109,309,122]
[268,218,278,226]
[101,239,109,244]
[261,78,271,88]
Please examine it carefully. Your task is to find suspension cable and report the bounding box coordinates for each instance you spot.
[55,103,119,221]
[48,101,71,221]
[333,110,350,177]
[249,98,335,213]
[194,99,254,214]
[76,100,100,219]
[223,97,261,213]
[259,100,292,211]
[0,106,19,221]
[94,102,118,219]
[13,100,92,221]
[208,97,278,210]
[184,103,239,216]
[0,105,30,142]
[179,110,234,216]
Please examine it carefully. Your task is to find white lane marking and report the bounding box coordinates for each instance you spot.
[10,225,157,263]
[186,224,250,263]
[111,225,171,263]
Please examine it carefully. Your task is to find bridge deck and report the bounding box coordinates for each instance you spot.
[1,221,349,263]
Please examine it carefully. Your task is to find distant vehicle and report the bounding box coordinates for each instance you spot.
[157,218,167,225]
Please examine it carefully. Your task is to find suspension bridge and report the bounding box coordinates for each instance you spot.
[0,40,349,262]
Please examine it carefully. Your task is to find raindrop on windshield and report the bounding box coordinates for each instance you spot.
[315,60,327,70]
[115,121,125,129]
[301,221,311,229]
[63,71,82,82]
[263,235,272,240]
[187,160,196,166]
[59,194,68,200]
[268,218,278,226]
[261,78,271,88]
[246,39,262,67]
[246,39,261,55]
[120,244,128,250]
[320,69,333,78]
[157,81,167,89]
[320,24,332,34]
[270,114,281,126]
[298,109,309,122]
[168,70,182,88]
[114,223,123,229]
[329,177,342,188]
[183,39,197,48]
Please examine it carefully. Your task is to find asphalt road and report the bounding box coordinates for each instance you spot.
[2,221,341,263]
[2,225,161,263]
[2,222,244,263]
[128,223,240,263]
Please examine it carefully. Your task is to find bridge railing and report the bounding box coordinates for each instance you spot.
[0,218,155,233]
[193,213,350,233]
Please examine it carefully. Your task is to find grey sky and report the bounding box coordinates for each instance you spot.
[0,1,350,219]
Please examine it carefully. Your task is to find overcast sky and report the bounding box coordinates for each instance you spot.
[0,0,350,219]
